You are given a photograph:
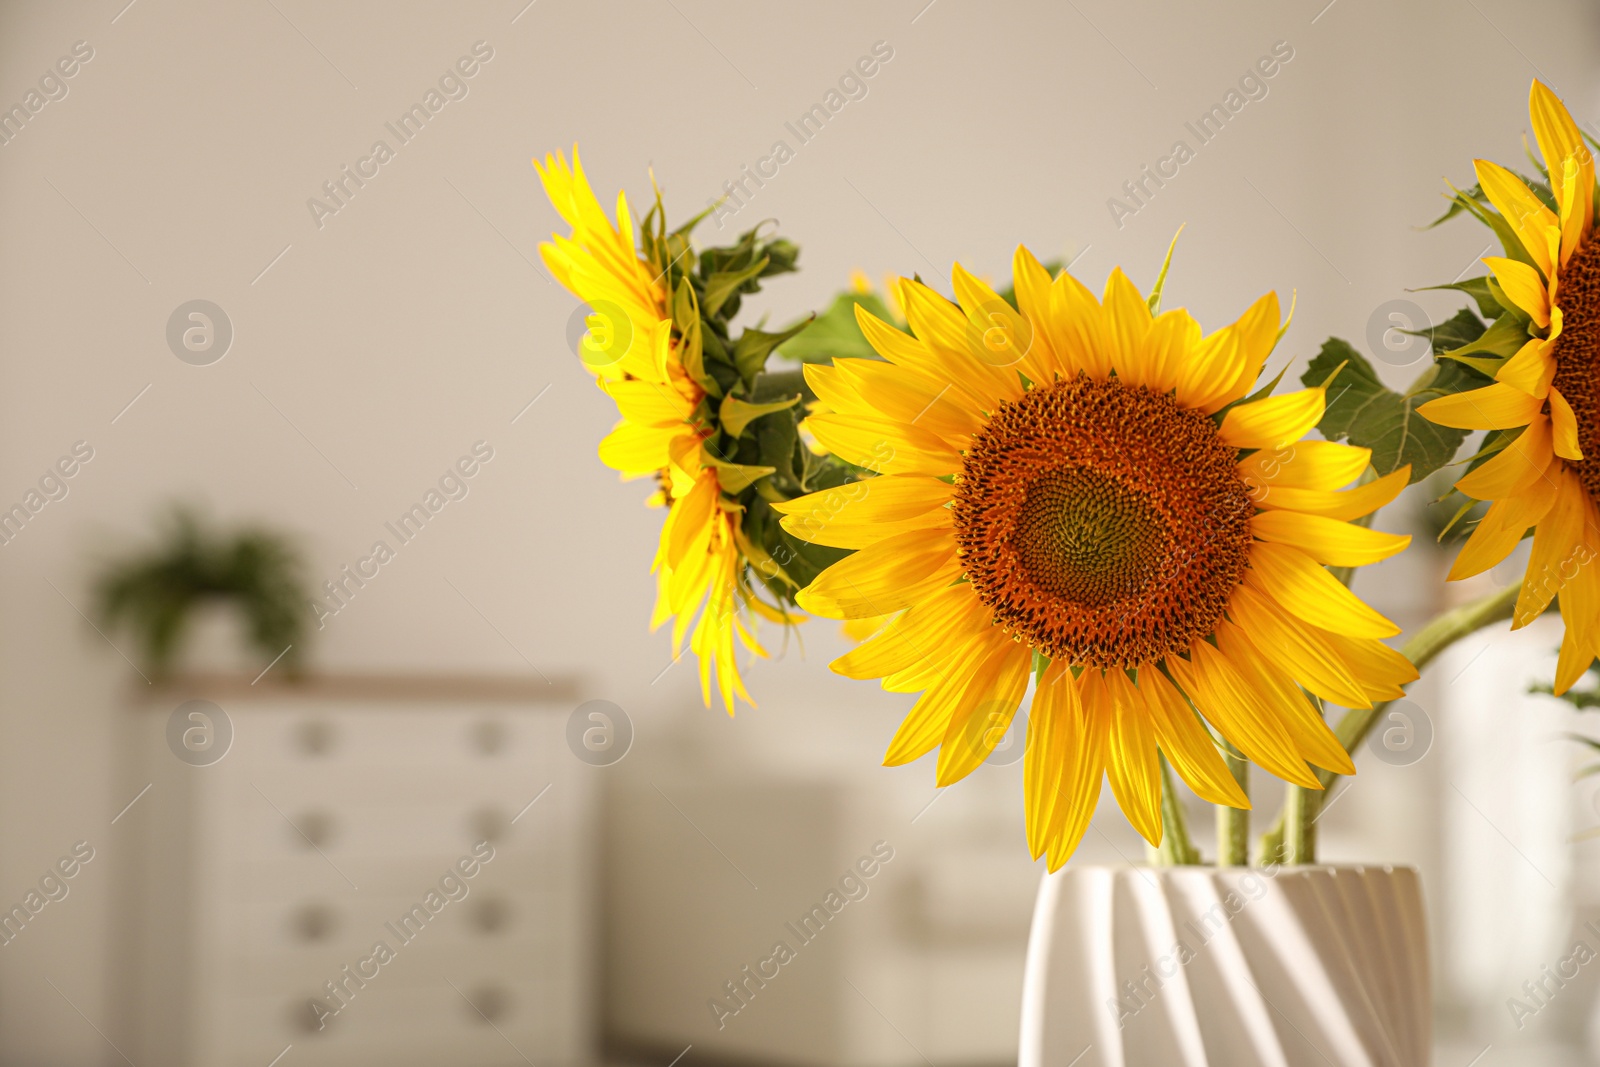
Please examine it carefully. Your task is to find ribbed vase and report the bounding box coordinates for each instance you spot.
[1019,865,1430,1067]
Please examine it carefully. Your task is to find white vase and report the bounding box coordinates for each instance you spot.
[1019,865,1430,1067]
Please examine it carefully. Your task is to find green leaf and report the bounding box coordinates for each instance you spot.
[1147,227,1184,314]
[776,291,895,364]
[1440,311,1528,362]
[1425,183,1485,229]
[1415,305,1486,353]
[1302,337,1485,484]
[1446,180,1537,270]
[732,318,811,387]
[719,394,799,439]
[701,255,770,320]
[702,452,775,494]
[1417,278,1500,320]
[672,283,720,398]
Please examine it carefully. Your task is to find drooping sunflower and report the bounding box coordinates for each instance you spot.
[536,149,860,711]
[1416,81,1600,694]
[777,248,1418,867]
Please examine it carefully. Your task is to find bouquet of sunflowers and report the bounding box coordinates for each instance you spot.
[537,78,1599,875]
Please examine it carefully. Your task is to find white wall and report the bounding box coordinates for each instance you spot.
[1,0,1598,1063]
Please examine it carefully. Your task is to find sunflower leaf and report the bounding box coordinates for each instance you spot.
[1441,311,1528,361]
[776,291,895,364]
[732,319,812,389]
[702,256,770,320]
[1302,337,1485,484]
[1416,278,1501,321]
[719,394,800,440]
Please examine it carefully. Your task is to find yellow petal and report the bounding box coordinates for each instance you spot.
[1530,79,1595,254]
[1484,256,1551,328]
[598,420,677,478]
[805,414,961,476]
[883,629,1006,765]
[952,262,1036,376]
[830,583,989,680]
[1227,582,1372,709]
[935,640,1033,787]
[1129,308,1200,393]
[1550,387,1585,460]
[1475,158,1559,278]
[1098,669,1163,847]
[1513,467,1589,627]
[1250,510,1411,567]
[1176,322,1244,412]
[1101,267,1153,375]
[1041,671,1109,870]
[1047,271,1112,380]
[1011,245,1063,383]
[1416,381,1543,430]
[1237,439,1371,490]
[1218,291,1283,406]
[797,527,959,618]
[1245,541,1400,637]
[1167,642,1320,788]
[1218,388,1324,450]
[1138,664,1249,808]
[1446,471,1560,581]
[1215,622,1356,777]
[1253,467,1410,522]
[1314,628,1418,702]
[1026,662,1080,857]
[899,277,1024,408]
[1455,415,1553,500]
[1495,337,1556,399]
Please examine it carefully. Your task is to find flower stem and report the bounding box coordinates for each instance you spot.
[1155,754,1201,865]
[1256,582,1521,863]
[1216,740,1249,865]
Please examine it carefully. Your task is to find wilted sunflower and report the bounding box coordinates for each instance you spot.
[536,148,857,711]
[777,247,1417,867]
[1416,81,1600,694]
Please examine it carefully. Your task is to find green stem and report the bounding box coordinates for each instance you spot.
[1257,582,1521,863]
[1216,741,1249,865]
[1155,754,1201,866]
[1283,783,1316,864]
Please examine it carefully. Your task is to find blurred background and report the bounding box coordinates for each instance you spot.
[2,0,1600,1064]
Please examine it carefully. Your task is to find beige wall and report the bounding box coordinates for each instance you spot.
[2,0,1598,1062]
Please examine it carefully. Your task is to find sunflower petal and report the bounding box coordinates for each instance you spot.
[1475,158,1559,277]
[1447,470,1561,581]
[1454,415,1553,500]
[1167,642,1320,788]
[936,640,1033,786]
[1250,510,1411,567]
[1218,388,1324,450]
[1484,256,1551,328]
[796,527,959,618]
[1096,670,1163,847]
[1254,467,1410,521]
[1042,671,1108,870]
[1237,440,1371,491]
[1417,381,1544,430]
[1227,582,1372,709]
[1245,542,1400,637]
[1138,665,1248,808]
[1550,387,1585,460]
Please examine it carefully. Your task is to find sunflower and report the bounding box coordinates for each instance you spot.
[536,149,765,711]
[1416,81,1600,694]
[776,248,1418,867]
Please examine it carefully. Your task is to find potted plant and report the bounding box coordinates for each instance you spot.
[95,507,310,681]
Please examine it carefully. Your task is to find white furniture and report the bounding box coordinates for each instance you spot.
[114,674,594,1067]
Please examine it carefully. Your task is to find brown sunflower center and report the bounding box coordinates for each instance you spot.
[1552,236,1600,499]
[952,376,1254,669]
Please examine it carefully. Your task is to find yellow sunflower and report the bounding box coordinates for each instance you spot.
[777,248,1418,867]
[536,149,767,710]
[1416,81,1600,694]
